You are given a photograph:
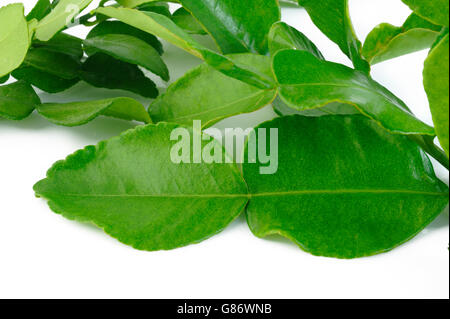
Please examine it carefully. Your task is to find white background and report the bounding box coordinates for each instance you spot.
[1,0,449,299]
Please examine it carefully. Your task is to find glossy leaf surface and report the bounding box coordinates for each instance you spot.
[150,54,277,127]
[0,4,29,77]
[34,123,249,251]
[0,81,40,120]
[402,0,449,26]
[37,97,151,126]
[243,115,449,258]
[273,50,434,136]
[298,0,370,73]
[424,32,449,156]
[178,0,280,54]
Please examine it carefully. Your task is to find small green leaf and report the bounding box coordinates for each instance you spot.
[37,97,151,126]
[0,4,29,77]
[33,32,84,59]
[86,20,163,55]
[268,21,324,58]
[84,34,169,81]
[172,7,207,35]
[178,0,280,54]
[26,0,52,21]
[12,66,80,93]
[80,53,158,99]
[243,115,449,258]
[273,50,434,136]
[363,14,442,65]
[150,54,277,128]
[424,32,449,156]
[35,0,93,41]
[0,81,40,120]
[298,0,370,73]
[402,0,449,27]
[34,123,249,251]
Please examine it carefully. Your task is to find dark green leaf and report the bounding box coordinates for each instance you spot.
[0,4,29,77]
[363,14,442,65]
[33,32,84,59]
[12,66,80,93]
[402,0,449,26]
[37,97,151,126]
[26,0,52,21]
[86,20,163,55]
[80,53,158,99]
[84,34,169,81]
[0,81,40,120]
[273,50,434,136]
[243,115,449,258]
[136,1,171,17]
[178,0,280,54]
[34,123,249,251]
[172,7,207,35]
[150,54,277,127]
[0,74,9,84]
[298,0,370,73]
[424,32,449,156]
[268,21,324,58]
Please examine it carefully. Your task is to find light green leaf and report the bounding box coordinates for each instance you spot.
[37,97,151,126]
[363,14,442,65]
[35,0,93,41]
[0,81,40,120]
[243,115,449,259]
[0,4,29,77]
[298,0,370,73]
[273,50,434,136]
[424,32,449,156]
[178,0,280,54]
[34,123,249,251]
[268,21,324,58]
[84,34,169,81]
[402,0,449,26]
[150,54,277,128]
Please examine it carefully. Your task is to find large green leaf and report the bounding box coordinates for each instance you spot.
[0,4,29,77]
[424,32,449,156]
[84,34,169,81]
[402,0,449,27]
[34,123,249,251]
[26,0,52,22]
[243,115,449,259]
[80,53,158,99]
[37,97,151,126]
[12,66,80,93]
[0,81,40,120]
[150,54,277,128]
[268,22,324,58]
[33,32,84,59]
[35,0,93,41]
[273,50,434,136]
[298,0,370,73]
[86,20,163,55]
[178,0,280,54]
[96,7,275,89]
[363,14,442,65]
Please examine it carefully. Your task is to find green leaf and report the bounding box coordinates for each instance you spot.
[84,34,169,81]
[12,66,80,93]
[26,0,52,22]
[268,21,324,58]
[273,50,434,136]
[0,81,40,120]
[172,7,207,35]
[402,0,449,27]
[178,0,280,54]
[33,32,84,59]
[35,0,93,41]
[116,0,161,8]
[298,0,370,73]
[273,96,358,117]
[86,20,163,55]
[37,97,151,126]
[136,1,171,18]
[34,123,249,251]
[243,115,449,259]
[80,53,158,99]
[96,7,275,89]
[150,54,277,128]
[424,32,449,156]
[363,14,442,65]
[0,74,9,84]
[0,4,29,77]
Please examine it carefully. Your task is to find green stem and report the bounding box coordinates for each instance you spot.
[409,135,449,169]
